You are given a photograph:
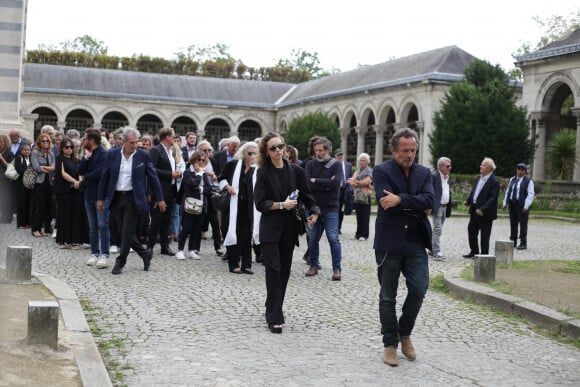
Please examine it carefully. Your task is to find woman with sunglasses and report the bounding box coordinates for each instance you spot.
[30,133,55,237]
[218,141,259,274]
[254,132,320,334]
[175,150,212,260]
[53,138,88,249]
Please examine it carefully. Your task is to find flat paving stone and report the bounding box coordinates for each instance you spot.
[1,215,578,386]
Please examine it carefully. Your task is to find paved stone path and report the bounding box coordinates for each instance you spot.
[1,215,579,386]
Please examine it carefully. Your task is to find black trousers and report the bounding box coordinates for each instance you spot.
[354,199,371,239]
[509,204,529,245]
[202,198,222,250]
[31,179,52,233]
[467,213,493,255]
[338,186,346,231]
[112,192,147,262]
[147,191,175,248]
[178,211,205,252]
[17,183,32,227]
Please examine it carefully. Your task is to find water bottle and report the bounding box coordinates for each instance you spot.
[289,189,299,200]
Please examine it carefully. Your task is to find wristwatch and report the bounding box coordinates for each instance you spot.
[279,202,284,210]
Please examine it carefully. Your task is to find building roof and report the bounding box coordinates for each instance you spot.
[23,45,477,109]
[515,28,580,64]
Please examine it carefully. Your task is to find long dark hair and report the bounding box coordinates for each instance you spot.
[257,132,283,167]
[58,138,78,161]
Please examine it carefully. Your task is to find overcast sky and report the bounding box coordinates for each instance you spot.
[25,0,578,73]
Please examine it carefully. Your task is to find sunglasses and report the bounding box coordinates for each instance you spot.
[64,145,74,149]
[41,140,50,143]
[202,149,212,153]
[268,143,285,152]
[444,165,451,168]
[197,158,207,162]
[247,152,256,156]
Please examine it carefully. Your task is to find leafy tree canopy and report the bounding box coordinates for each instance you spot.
[284,112,340,160]
[430,59,534,177]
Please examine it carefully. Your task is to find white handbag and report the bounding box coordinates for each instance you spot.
[5,160,19,180]
[183,197,203,215]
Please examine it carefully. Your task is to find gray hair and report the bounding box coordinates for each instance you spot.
[229,135,241,144]
[390,128,419,151]
[437,157,451,168]
[66,129,80,139]
[40,125,55,134]
[482,157,496,171]
[121,126,141,141]
[197,140,213,150]
[235,141,258,160]
[313,137,332,152]
[357,152,371,167]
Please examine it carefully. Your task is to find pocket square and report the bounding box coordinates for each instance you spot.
[136,162,144,168]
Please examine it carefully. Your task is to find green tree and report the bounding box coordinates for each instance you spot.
[430,59,534,177]
[60,35,108,56]
[274,49,331,79]
[547,128,577,180]
[284,112,340,159]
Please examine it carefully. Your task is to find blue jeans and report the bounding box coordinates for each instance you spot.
[308,209,342,271]
[85,199,110,257]
[170,203,181,236]
[375,240,429,347]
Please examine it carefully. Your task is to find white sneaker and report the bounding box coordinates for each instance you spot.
[176,251,186,260]
[187,251,200,260]
[82,243,90,249]
[96,257,110,268]
[86,256,98,266]
[110,245,119,254]
[433,253,446,260]
[358,237,366,241]
[52,229,57,238]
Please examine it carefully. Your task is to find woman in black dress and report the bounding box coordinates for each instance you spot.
[54,138,86,248]
[254,132,320,334]
[0,135,15,223]
[14,143,32,228]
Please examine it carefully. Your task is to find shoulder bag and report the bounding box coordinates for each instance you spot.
[211,188,230,212]
[5,160,19,180]
[22,165,37,189]
[183,197,203,215]
[354,190,369,205]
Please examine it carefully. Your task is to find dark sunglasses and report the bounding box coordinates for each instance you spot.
[202,149,212,153]
[41,140,50,143]
[197,158,207,162]
[268,143,285,152]
[64,145,74,149]
[444,165,451,168]
[247,152,256,156]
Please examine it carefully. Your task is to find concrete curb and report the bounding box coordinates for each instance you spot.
[34,271,113,387]
[443,275,580,339]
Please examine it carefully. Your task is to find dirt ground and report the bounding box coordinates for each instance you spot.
[496,265,580,315]
[0,273,81,387]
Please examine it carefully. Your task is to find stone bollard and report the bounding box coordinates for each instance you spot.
[495,240,514,265]
[474,255,496,283]
[6,246,32,281]
[27,301,59,349]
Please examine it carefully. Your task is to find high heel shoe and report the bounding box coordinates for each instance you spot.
[268,324,283,334]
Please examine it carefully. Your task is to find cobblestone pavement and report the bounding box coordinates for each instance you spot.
[1,215,579,386]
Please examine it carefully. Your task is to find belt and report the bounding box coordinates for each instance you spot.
[115,190,133,195]
[440,203,447,207]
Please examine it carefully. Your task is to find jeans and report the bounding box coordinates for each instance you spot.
[431,206,447,254]
[170,203,181,236]
[85,199,110,257]
[376,240,429,348]
[308,209,342,271]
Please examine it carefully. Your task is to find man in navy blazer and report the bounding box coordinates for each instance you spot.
[463,157,499,258]
[373,128,434,367]
[97,127,166,275]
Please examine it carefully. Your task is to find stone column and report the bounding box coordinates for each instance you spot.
[340,127,348,158]
[531,113,546,181]
[474,255,496,283]
[373,125,386,166]
[0,0,27,130]
[355,126,368,156]
[572,109,580,183]
[415,121,426,165]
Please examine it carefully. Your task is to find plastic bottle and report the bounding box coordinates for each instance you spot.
[289,189,299,200]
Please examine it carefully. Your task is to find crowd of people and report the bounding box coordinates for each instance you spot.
[1,125,534,363]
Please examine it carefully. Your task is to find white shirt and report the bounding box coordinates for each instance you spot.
[473,174,491,202]
[502,176,535,209]
[164,144,176,184]
[115,148,136,191]
[439,171,450,205]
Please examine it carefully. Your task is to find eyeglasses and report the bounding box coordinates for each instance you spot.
[444,165,452,169]
[197,158,207,162]
[64,145,74,149]
[202,149,212,153]
[247,152,256,156]
[268,144,285,152]
[41,140,50,143]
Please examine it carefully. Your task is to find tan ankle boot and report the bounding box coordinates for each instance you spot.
[383,346,398,366]
[398,335,416,360]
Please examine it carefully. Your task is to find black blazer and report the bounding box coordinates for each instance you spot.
[254,161,320,246]
[465,174,499,220]
[176,167,212,214]
[218,159,256,217]
[149,144,176,200]
[373,159,434,253]
[212,150,230,176]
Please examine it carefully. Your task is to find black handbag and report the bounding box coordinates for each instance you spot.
[211,189,230,212]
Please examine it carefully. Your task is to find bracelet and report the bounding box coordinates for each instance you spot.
[279,202,284,210]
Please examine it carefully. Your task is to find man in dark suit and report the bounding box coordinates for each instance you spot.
[334,148,352,234]
[463,157,500,258]
[431,156,452,260]
[373,128,434,367]
[147,127,182,256]
[212,135,240,176]
[180,131,197,162]
[97,127,166,275]
[502,162,534,250]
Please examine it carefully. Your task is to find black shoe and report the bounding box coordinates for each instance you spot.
[221,252,229,261]
[268,324,283,334]
[215,249,224,257]
[255,254,263,263]
[516,245,527,250]
[142,248,153,271]
[241,268,254,275]
[111,260,124,275]
[160,247,176,256]
[462,252,475,258]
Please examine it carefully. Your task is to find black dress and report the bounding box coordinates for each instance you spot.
[54,156,88,245]
[14,154,32,228]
